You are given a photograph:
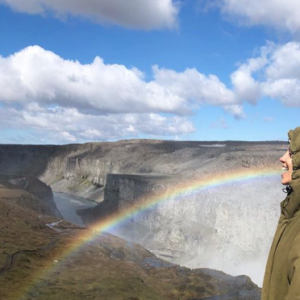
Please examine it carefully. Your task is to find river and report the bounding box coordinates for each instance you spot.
[53,192,97,226]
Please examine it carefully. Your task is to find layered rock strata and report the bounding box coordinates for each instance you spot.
[0,140,287,285]
[0,181,261,300]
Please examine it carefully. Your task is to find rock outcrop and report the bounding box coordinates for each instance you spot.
[0,140,287,285]
[78,171,282,285]
[0,174,61,217]
[0,140,284,201]
[0,182,261,300]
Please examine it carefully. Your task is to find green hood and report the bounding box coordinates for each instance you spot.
[282,126,300,218]
[288,127,300,186]
[261,126,300,300]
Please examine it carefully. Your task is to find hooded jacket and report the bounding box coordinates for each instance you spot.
[261,127,300,300]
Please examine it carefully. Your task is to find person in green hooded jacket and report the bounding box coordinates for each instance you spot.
[261,126,300,300]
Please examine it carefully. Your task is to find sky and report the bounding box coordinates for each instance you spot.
[0,0,300,144]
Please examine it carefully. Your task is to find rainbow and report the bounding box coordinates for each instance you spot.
[17,167,281,299]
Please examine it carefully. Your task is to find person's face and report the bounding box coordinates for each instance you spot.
[280,148,293,185]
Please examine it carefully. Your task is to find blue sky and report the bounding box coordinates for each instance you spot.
[0,0,299,144]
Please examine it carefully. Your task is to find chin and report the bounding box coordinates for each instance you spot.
[281,178,292,185]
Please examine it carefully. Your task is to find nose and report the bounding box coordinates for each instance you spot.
[279,150,289,164]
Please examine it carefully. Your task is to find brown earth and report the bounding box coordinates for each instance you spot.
[0,179,261,300]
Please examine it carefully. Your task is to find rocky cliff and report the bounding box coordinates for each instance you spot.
[0,174,61,217]
[78,171,282,285]
[0,140,283,200]
[0,140,287,285]
[0,180,261,300]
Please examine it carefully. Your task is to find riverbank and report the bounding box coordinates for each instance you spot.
[53,192,96,226]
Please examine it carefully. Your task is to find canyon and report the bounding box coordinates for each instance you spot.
[0,173,261,300]
[0,140,287,289]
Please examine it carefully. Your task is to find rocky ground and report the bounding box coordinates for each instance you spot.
[0,140,287,201]
[0,177,261,300]
[0,140,289,286]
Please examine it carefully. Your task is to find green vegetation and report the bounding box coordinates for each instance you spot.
[48,174,64,186]
[67,177,93,193]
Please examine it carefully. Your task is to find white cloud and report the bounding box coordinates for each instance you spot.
[153,65,236,106]
[1,45,248,143]
[262,79,300,106]
[6,42,300,144]
[0,0,179,30]
[217,0,300,33]
[0,46,189,115]
[223,105,245,119]
[230,52,269,104]
[0,45,239,115]
[60,131,77,142]
[0,106,195,143]
[265,42,300,80]
[232,42,300,107]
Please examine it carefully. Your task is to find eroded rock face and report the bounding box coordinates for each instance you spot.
[79,172,282,286]
[0,174,61,218]
[0,140,287,285]
[0,141,284,200]
[0,186,261,300]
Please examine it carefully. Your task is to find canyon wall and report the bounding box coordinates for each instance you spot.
[79,172,282,286]
[0,140,287,285]
[0,174,61,217]
[0,140,284,194]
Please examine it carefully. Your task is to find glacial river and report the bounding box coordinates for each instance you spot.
[53,192,96,226]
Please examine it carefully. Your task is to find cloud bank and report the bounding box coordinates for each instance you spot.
[1,43,299,143]
[0,46,237,114]
[0,46,237,143]
[218,0,300,33]
[0,106,194,143]
[0,0,179,30]
[232,42,300,107]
